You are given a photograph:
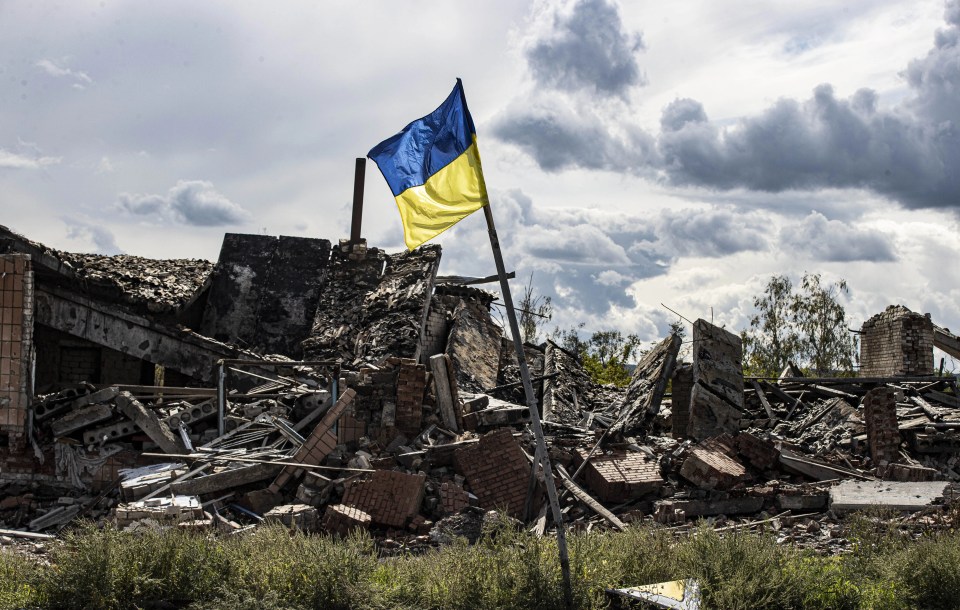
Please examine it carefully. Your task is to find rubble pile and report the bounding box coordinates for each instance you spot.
[57,252,213,317]
[1,224,959,553]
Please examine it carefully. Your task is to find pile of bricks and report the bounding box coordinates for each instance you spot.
[270,389,356,493]
[341,470,426,528]
[679,444,750,490]
[576,449,663,502]
[439,481,470,514]
[736,432,780,470]
[264,503,320,532]
[115,495,204,527]
[322,503,372,536]
[454,428,530,519]
[863,387,901,465]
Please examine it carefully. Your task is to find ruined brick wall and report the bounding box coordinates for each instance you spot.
[394,359,425,437]
[860,305,934,377]
[577,449,663,502]
[420,295,452,362]
[446,299,502,393]
[454,428,530,518]
[201,233,332,358]
[863,387,900,465]
[303,245,440,366]
[0,254,33,449]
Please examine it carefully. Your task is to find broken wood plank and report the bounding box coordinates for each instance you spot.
[779,448,875,481]
[140,463,212,502]
[430,354,460,432]
[171,463,281,496]
[910,395,942,421]
[763,382,808,419]
[751,380,776,422]
[556,465,625,531]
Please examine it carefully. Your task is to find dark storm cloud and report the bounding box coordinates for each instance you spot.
[492,0,655,173]
[491,98,656,172]
[525,0,645,98]
[656,208,769,257]
[499,0,960,213]
[658,1,960,211]
[778,212,898,262]
[117,180,251,226]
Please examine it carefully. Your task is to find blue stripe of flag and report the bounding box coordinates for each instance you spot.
[368,79,477,197]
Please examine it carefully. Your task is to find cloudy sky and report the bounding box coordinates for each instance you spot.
[3,0,959,357]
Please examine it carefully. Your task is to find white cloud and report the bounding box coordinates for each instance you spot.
[0,149,61,170]
[36,58,93,88]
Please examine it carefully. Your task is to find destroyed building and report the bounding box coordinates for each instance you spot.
[1,223,958,544]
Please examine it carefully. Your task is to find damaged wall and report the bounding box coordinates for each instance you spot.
[200,234,331,357]
[0,254,33,450]
[688,319,744,440]
[860,305,934,377]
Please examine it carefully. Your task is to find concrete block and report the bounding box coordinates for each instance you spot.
[116,391,186,454]
[50,404,114,437]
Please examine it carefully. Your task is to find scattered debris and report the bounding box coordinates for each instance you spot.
[2,224,960,553]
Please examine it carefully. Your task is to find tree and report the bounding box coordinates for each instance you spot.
[581,330,641,386]
[792,274,858,376]
[742,273,858,376]
[742,275,800,376]
[550,325,640,387]
[518,273,553,343]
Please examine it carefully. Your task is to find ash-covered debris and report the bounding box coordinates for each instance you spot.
[57,252,214,317]
[2,229,960,550]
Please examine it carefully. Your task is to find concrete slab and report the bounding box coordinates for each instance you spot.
[830,480,950,513]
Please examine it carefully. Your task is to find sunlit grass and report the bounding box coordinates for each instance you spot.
[0,514,957,609]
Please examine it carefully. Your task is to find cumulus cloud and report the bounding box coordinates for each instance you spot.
[492,97,656,172]
[656,1,960,211]
[524,0,645,98]
[655,207,769,257]
[778,212,898,262]
[0,148,61,169]
[117,180,251,226]
[493,0,654,172]
[36,58,93,89]
[499,0,960,213]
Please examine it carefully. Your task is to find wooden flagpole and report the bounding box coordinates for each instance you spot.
[482,203,574,610]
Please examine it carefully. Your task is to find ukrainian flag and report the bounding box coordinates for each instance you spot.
[368,79,489,250]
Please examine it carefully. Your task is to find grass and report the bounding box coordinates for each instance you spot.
[2,513,959,610]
